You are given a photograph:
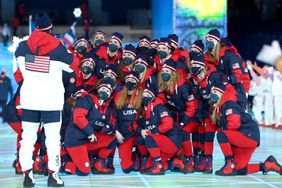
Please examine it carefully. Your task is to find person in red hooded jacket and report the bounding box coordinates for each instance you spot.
[91,30,107,50]
[189,52,218,173]
[121,44,136,76]
[61,58,99,143]
[220,37,251,94]
[209,78,282,176]
[68,37,91,70]
[114,71,142,173]
[133,54,157,91]
[90,32,123,79]
[15,13,79,187]
[136,35,151,55]
[215,37,249,110]
[204,29,220,67]
[158,59,199,173]
[136,86,182,175]
[168,34,189,74]
[63,79,118,175]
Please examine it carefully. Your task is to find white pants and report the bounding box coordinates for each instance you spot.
[253,95,264,124]
[19,120,61,172]
[274,96,282,126]
[264,92,274,126]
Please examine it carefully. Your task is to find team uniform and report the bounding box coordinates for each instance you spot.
[64,91,117,175]
[136,95,181,175]
[216,45,249,109]
[15,13,80,187]
[213,84,281,176]
[113,92,139,173]
[8,16,282,183]
[190,52,219,173]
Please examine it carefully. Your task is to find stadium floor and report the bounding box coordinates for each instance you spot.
[0,123,282,188]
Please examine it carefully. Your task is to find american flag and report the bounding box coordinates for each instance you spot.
[160,111,168,118]
[188,94,195,101]
[25,54,50,73]
[232,63,240,69]
[225,109,233,116]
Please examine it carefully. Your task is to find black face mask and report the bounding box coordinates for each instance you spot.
[209,93,219,104]
[191,67,201,75]
[109,44,118,52]
[82,66,93,74]
[125,81,137,91]
[142,96,153,106]
[95,39,104,46]
[206,41,215,51]
[76,46,87,55]
[148,48,157,57]
[161,72,171,82]
[134,64,146,73]
[137,46,148,53]
[123,57,134,66]
[103,76,116,83]
[98,91,110,101]
[158,51,168,59]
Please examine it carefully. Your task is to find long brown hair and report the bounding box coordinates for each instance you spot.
[211,84,238,124]
[214,42,223,61]
[116,86,143,110]
[158,71,179,92]
[211,94,223,125]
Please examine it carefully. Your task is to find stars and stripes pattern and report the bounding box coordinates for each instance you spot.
[232,63,240,69]
[225,109,233,116]
[25,54,50,73]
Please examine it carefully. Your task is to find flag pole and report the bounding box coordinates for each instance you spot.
[28,15,32,36]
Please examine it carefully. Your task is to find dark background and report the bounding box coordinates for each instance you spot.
[1,0,282,61]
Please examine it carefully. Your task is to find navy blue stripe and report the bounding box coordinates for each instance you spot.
[15,42,74,66]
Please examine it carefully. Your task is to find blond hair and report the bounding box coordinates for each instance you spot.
[158,71,179,92]
[214,42,222,61]
[211,94,223,124]
[116,86,143,110]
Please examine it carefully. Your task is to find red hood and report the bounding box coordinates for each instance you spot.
[219,45,239,59]
[204,52,218,66]
[171,48,189,62]
[171,49,181,62]
[153,96,165,105]
[218,84,238,110]
[148,96,165,109]
[177,70,187,86]
[95,45,122,64]
[27,30,60,55]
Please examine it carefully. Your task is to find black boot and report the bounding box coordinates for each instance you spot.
[23,170,35,187]
[47,171,64,187]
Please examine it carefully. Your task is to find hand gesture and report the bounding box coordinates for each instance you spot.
[115,130,125,144]
[141,129,148,139]
[88,133,97,142]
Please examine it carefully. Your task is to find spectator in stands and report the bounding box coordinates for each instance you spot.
[11,16,20,36]
[17,3,25,23]
[84,19,90,39]
[0,68,13,123]
[2,23,11,47]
